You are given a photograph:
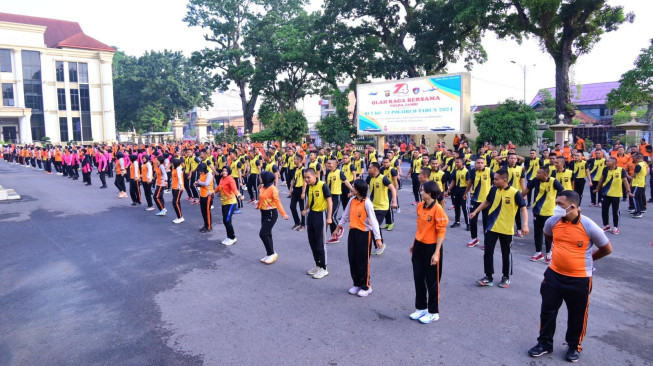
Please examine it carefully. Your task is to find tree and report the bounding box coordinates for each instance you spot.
[269,110,308,143]
[214,126,240,144]
[607,39,653,126]
[474,99,538,146]
[497,1,634,123]
[315,89,357,146]
[113,49,213,133]
[249,128,276,142]
[534,89,558,125]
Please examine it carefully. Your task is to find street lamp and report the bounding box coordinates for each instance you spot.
[510,61,536,103]
[558,113,565,124]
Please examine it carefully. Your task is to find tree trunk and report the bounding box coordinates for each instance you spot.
[645,102,653,128]
[554,41,576,124]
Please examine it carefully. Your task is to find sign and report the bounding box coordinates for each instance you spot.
[356,73,468,134]
[237,127,243,137]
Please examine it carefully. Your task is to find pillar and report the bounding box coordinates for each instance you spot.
[172,116,185,141]
[19,115,32,144]
[195,117,209,142]
[100,58,116,142]
[376,135,385,155]
[549,124,573,146]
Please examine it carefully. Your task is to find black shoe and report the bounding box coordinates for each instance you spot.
[100,185,107,189]
[450,222,460,228]
[528,343,552,357]
[199,227,212,233]
[131,203,138,206]
[465,224,470,231]
[565,347,580,362]
[85,183,91,186]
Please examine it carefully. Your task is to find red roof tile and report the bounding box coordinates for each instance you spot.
[0,12,114,52]
[572,110,598,125]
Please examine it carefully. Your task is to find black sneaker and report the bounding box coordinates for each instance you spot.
[498,276,511,288]
[131,202,138,206]
[450,222,460,228]
[565,347,580,362]
[528,343,552,357]
[476,276,493,286]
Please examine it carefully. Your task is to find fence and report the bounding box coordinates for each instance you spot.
[572,125,625,147]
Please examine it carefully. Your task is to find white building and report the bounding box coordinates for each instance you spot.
[0,12,116,144]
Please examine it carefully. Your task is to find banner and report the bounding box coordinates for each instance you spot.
[356,74,464,134]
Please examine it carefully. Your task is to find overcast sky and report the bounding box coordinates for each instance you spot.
[4,0,652,107]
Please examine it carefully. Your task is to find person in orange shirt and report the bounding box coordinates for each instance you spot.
[194,163,214,233]
[562,141,572,163]
[575,135,585,153]
[453,134,460,151]
[335,179,383,297]
[409,180,448,324]
[256,171,289,264]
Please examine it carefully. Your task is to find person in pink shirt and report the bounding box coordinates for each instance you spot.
[97,147,108,188]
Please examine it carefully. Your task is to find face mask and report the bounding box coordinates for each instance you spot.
[554,205,571,217]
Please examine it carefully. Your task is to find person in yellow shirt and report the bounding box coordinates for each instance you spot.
[465,157,493,248]
[194,163,214,233]
[570,152,587,205]
[245,149,261,203]
[629,153,648,218]
[551,156,574,191]
[594,157,632,234]
[325,159,354,242]
[302,168,333,279]
[470,170,529,288]
[445,157,469,230]
[585,150,605,207]
[365,162,398,253]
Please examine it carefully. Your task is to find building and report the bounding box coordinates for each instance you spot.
[530,81,620,125]
[0,12,115,144]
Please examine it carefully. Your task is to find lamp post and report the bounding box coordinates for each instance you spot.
[510,61,536,103]
[558,113,565,124]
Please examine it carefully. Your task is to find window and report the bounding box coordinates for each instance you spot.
[2,83,14,106]
[30,114,45,142]
[69,62,78,83]
[81,112,92,141]
[79,85,90,111]
[59,117,69,142]
[56,61,64,82]
[22,51,45,141]
[57,88,66,110]
[70,89,80,111]
[78,63,88,83]
[0,49,11,72]
[72,117,81,141]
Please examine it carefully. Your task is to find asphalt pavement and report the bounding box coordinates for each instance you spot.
[0,161,651,366]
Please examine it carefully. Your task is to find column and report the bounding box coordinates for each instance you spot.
[13,50,24,108]
[19,115,32,143]
[195,117,209,142]
[171,115,185,141]
[100,59,116,142]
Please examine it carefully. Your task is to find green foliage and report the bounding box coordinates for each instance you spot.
[474,99,538,146]
[542,128,555,141]
[40,136,51,143]
[612,134,639,149]
[249,129,276,142]
[269,110,308,143]
[534,89,557,125]
[315,89,357,147]
[214,126,240,144]
[496,1,634,122]
[113,49,213,133]
[607,39,653,124]
[258,99,278,129]
[612,108,647,126]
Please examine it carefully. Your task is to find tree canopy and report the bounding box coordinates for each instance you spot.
[607,39,653,125]
[474,99,538,146]
[113,49,213,133]
[315,89,357,147]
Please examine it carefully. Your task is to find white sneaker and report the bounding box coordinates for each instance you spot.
[312,267,329,279]
[370,247,378,256]
[145,206,156,211]
[375,243,386,255]
[156,209,167,216]
[264,253,278,264]
[221,238,230,245]
[307,266,319,275]
[418,312,439,324]
[225,238,237,246]
[260,256,270,263]
[410,309,428,320]
[348,286,361,295]
[396,208,401,214]
[357,287,372,297]
[172,217,185,224]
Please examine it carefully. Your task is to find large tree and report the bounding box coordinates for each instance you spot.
[113,50,213,133]
[497,0,633,123]
[315,88,357,146]
[474,99,538,146]
[607,39,653,126]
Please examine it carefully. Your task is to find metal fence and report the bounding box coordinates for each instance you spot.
[572,125,625,147]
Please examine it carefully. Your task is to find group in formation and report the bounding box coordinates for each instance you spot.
[3,135,651,363]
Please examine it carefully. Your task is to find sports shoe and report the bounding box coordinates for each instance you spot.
[589,203,596,207]
[386,223,395,231]
[375,243,386,255]
[191,199,200,205]
[155,209,167,216]
[409,309,428,320]
[199,227,211,233]
[565,347,580,362]
[145,206,155,211]
[297,225,306,232]
[185,197,193,201]
[395,208,401,213]
[528,343,553,357]
[312,267,329,279]
[221,238,230,245]
[291,224,300,230]
[545,253,552,265]
[450,222,460,228]
[307,266,319,275]
[448,205,454,210]
[465,225,470,231]
[252,200,259,204]
[477,276,493,286]
[467,238,479,248]
[247,199,255,204]
[498,277,510,288]
[172,217,185,224]
[611,227,619,235]
[516,230,524,237]
[530,252,544,262]
[233,209,242,214]
[264,253,278,264]
[632,213,642,218]
[224,238,237,246]
[602,225,611,232]
[412,201,419,205]
[380,223,389,229]
[260,256,269,263]
[326,237,340,244]
[357,287,372,297]
[348,286,361,295]
[418,312,439,324]
[481,245,485,250]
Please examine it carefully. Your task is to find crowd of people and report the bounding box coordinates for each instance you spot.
[3,134,651,362]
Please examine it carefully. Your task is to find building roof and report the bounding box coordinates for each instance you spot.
[571,110,598,124]
[471,104,500,113]
[0,12,114,52]
[530,81,620,107]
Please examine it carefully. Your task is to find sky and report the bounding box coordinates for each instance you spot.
[3,0,652,110]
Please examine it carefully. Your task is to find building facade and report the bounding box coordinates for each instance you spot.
[0,13,115,144]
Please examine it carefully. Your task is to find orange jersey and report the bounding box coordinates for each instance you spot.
[256,186,287,216]
[415,200,449,244]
